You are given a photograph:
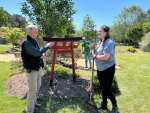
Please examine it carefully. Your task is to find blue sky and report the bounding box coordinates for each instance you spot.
[0,0,150,30]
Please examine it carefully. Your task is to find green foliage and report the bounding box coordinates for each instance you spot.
[110,24,125,43]
[147,9,150,20]
[54,64,72,79]
[0,7,27,28]
[112,5,147,45]
[44,64,79,79]
[126,22,144,47]
[127,47,136,52]
[43,65,51,75]
[79,14,96,41]
[0,7,8,27]
[140,31,150,52]
[0,27,25,49]
[9,14,28,28]
[142,22,150,34]
[65,21,76,37]
[20,0,77,37]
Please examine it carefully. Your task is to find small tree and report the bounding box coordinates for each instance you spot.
[126,22,144,47]
[0,7,8,27]
[20,0,76,37]
[1,27,25,49]
[79,14,96,41]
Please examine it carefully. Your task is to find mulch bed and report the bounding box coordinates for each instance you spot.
[116,50,137,53]
[4,72,91,99]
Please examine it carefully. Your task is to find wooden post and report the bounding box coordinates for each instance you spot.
[50,42,57,86]
[71,42,76,80]
[43,37,82,86]
[91,30,97,90]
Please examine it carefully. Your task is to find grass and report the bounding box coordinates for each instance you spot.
[0,62,26,113]
[0,43,12,53]
[0,45,150,113]
[115,49,150,112]
[0,43,21,54]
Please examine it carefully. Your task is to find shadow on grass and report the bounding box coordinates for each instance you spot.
[21,66,121,113]
[33,97,116,113]
[22,96,121,113]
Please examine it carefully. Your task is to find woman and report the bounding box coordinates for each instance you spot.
[92,25,118,113]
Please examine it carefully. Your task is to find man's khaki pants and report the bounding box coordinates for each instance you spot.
[25,68,42,113]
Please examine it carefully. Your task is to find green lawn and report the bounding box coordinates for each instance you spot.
[0,46,150,113]
[0,43,21,53]
[0,43,12,53]
[0,62,26,113]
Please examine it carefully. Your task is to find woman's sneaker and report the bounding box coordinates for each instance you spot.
[110,106,119,113]
[95,101,108,110]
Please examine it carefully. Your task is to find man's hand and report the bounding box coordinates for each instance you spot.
[40,53,45,59]
[47,42,54,48]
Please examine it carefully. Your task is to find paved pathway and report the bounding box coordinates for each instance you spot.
[0,54,97,69]
[0,54,20,62]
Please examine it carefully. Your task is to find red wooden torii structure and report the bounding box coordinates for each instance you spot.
[43,37,82,86]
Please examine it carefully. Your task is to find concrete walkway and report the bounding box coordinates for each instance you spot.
[0,54,20,62]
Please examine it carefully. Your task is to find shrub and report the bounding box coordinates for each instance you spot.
[54,64,72,79]
[140,32,150,52]
[93,74,120,95]
[43,64,80,79]
[127,47,136,53]
[43,65,51,75]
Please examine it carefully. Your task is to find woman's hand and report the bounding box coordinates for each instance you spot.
[90,42,96,50]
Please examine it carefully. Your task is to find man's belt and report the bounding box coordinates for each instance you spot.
[26,69,32,73]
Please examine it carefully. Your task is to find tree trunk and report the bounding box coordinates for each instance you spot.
[13,44,14,50]
[134,42,137,48]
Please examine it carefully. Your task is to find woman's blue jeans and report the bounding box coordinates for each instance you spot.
[84,51,92,67]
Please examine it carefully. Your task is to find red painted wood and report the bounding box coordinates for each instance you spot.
[50,42,57,81]
[57,49,71,54]
[71,42,75,77]
[47,40,80,43]
[49,45,78,50]
[47,39,81,85]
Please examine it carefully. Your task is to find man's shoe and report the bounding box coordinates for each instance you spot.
[89,67,92,69]
[35,104,42,107]
[95,101,108,110]
[85,66,88,68]
[110,106,119,113]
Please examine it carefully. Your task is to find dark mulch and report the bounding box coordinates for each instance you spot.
[38,74,91,99]
[4,72,91,99]
[4,72,28,98]
[116,50,137,53]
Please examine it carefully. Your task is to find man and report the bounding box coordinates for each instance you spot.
[21,25,53,113]
[81,37,92,69]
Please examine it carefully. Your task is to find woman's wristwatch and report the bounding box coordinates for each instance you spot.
[95,55,97,59]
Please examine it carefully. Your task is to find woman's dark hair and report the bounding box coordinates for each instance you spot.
[100,25,110,42]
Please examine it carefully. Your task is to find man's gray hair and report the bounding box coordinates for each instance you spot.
[26,25,37,35]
